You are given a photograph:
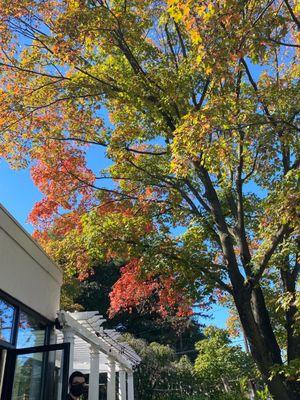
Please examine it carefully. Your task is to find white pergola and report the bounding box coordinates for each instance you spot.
[56,310,141,400]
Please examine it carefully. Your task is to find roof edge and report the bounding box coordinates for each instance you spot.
[0,203,62,283]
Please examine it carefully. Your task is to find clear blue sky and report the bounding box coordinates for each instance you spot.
[0,159,42,232]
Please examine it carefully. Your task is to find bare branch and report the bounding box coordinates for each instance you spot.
[242,148,259,182]
[47,136,107,147]
[267,37,300,48]
[0,61,70,80]
[164,23,179,70]
[124,147,167,156]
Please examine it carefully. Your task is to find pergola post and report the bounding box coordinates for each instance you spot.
[118,369,127,400]
[57,311,141,400]
[88,346,100,400]
[62,326,75,376]
[127,371,134,400]
[107,356,116,400]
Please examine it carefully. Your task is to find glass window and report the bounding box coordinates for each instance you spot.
[12,349,67,400]
[17,311,46,348]
[12,352,43,400]
[0,298,15,343]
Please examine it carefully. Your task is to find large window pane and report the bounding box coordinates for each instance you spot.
[12,349,66,400]
[0,298,15,343]
[17,311,46,348]
[12,352,43,400]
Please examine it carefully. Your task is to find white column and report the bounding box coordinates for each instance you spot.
[127,371,134,400]
[107,356,116,400]
[62,327,75,376]
[118,369,126,400]
[88,346,100,400]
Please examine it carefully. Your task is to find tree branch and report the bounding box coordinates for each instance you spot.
[0,62,70,80]
[283,0,300,29]
[124,147,167,156]
[195,79,210,111]
[267,37,300,48]
[47,136,107,147]
[252,224,292,285]
[194,163,245,287]
[235,129,252,276]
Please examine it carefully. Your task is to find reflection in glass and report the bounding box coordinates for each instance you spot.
[12,352,43,400]
[12,350,65,400]
[0,298,15,343]
[17,311,46,348]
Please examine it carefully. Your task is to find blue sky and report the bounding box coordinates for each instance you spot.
[0,159,41,231]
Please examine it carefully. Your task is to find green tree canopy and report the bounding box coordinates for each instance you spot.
[195,326,257,397]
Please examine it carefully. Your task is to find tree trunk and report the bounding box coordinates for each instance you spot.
[248,379,256,400]
[280,266,300,364]
[198,165,299,399]
[241,327,257,399]
[233,284,300,400]
[286,299,300,362]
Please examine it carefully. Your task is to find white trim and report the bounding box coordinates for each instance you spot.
[88,346,100,400]
[57,311,140,371]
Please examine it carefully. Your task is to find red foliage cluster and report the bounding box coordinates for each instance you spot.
[32,210,82,241]
[109,259,193,318]
[29,141,95,228]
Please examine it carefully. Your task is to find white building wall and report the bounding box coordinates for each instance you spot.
[0,204,62,320]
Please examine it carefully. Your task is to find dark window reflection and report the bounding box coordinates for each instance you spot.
[17,311,46,348]
[0,298,15,343]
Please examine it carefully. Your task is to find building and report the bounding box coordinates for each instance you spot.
[0,204,140,399]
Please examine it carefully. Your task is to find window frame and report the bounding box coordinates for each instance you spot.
[0,289,53,349]
[0,290,70,400]
[0,296,18,347]
[1,343,70,400]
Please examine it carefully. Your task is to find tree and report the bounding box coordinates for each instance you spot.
[0,1,299,398]
[121,334,200,400]
[194,326,257,398]
[63,261,204,354]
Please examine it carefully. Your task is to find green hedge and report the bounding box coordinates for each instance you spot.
[156,394,247,400]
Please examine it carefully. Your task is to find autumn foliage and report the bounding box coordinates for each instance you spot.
[109,259,193,318]
[0,1,299,398]
[29,141,95,226]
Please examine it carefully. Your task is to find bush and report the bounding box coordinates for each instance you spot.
[156,394,246,400]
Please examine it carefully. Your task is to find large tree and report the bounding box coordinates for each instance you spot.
[0,1,299,398]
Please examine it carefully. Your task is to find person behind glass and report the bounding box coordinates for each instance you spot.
[67,371,87,399]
